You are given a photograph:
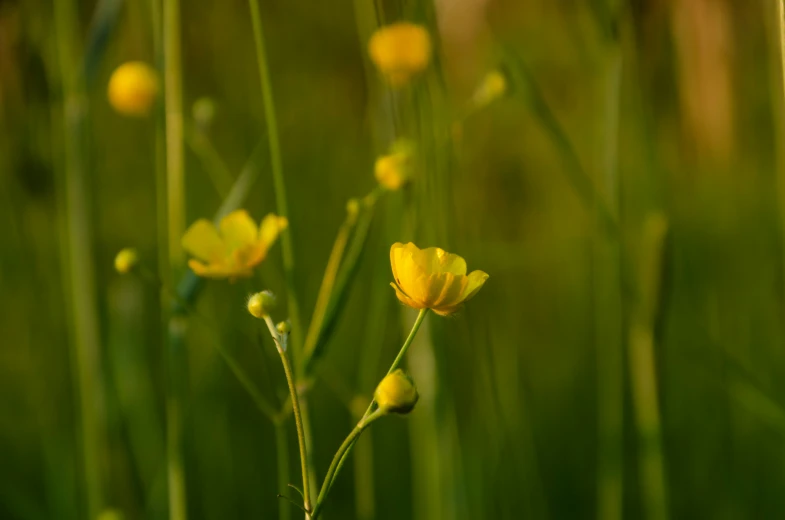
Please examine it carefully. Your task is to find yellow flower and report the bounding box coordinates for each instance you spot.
[368,22,431,87]
[390,242,488,316]
[182,210,288,280]
[107,62,159,117]
[114,247,139,274]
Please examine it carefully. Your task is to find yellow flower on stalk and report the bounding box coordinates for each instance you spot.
[107,62,159,117]
[390,242,488,316]
[368,22,431,87]
[182,210,288,280]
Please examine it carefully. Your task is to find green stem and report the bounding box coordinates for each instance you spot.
[166,317,188,520]
[274,421,291,520]
[311,410,384,519]
[164,0,184,266]
[385,308,429,378]
[53,0,104,516]
[264,317,312,516]
[163,0,188,516]
[311,308,429,517]
[248,0,304,356]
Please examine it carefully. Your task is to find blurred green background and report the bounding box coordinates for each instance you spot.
[3,0,785,518]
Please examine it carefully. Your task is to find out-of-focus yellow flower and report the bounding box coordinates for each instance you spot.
[375,369,418,414]
[114,248,139,274]
[374,139,415,190]
[368,22,431,87]
[471,70,507,108]
[182,210,288,280]
[390,242,488,316]
[107,62,159,117]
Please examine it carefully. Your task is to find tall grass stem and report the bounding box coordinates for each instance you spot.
[54,0,105,515]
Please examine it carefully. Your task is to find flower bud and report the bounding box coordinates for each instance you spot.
[192,97,217,130]
[96,509,124,520]
[471,70,507,109]
[346,198,360,219]
[374,369,418,414]
[114,248,139,274]
[276,320,291,335]
[107,62,159,117]
[374,139,415,191]
[247,290,276,318]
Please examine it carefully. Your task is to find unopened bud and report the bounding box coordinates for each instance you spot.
[247,290,276,318]
[114,248,139,274]
[192,97,216,130]
[276,320,291,335]
[374,369,418,415]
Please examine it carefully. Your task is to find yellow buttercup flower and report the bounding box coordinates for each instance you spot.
[368,22,431,87]
[182,210,288,280]
[107,62,159,117]
[390,242,488,316]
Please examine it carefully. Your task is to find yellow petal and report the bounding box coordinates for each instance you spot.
[432,304,461,316]
[259,214,288,246]
[461,270,489,302]
[392,243,427,302]
[436,250,467,276]
[390,282,425,310]
[182,219,226,262]
[433,273,468,308]
[220,210,257,251]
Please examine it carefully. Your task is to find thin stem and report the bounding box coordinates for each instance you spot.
[164,0,184,266]
[248,0,304,356]
[385,308,429,378]
[166,317,188,520]
[264,317,312,516]
[53,0,104,516]
[274,422,291,520]
[311,308,429,518]
[163,0,187,517]
[303,208,360,358]
[311,410,385,519]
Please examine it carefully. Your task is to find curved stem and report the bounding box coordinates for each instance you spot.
[311,410,384,519]
[265,317,312,515]
[311,308,429,518]
[384,308,429,378]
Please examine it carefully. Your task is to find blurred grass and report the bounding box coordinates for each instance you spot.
[4,0,785,519]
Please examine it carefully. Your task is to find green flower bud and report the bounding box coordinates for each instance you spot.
[247,290,276,319]
[192,97,217,130]
[374,369,418,415]
[114,248,139,274]
[276,320,291,335]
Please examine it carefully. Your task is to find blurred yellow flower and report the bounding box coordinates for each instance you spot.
[374,140,414,190]
[114,247,139,274]
[390,242,488,316]
[182,210,288,280]
[368,22,431,87]
[107,62,159,117]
